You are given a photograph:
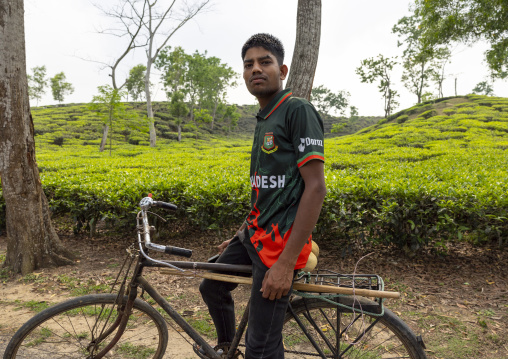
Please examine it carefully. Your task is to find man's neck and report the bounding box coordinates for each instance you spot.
[258,87,284,110]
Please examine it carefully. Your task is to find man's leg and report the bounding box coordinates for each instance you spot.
[199,235,252,344]
[243,238,292,359]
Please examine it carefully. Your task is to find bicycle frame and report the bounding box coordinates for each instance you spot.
[96,196,391,359]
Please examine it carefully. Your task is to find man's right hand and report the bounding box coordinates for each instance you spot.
[218,239,232,254]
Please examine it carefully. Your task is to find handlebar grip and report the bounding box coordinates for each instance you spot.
[154,201,177,211]
[164,245,193,258]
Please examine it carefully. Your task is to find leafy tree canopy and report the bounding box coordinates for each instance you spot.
[27,65,47,105]
[310,85,350,117]
[50,72,74,103]
[125,64,147,101]
[472,80,495,96]
[414,0,508,79]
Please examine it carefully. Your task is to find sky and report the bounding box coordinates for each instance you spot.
[24,0,507,116]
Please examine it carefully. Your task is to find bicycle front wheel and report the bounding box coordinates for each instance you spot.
[4,294,168,359]
[283,296,427,358]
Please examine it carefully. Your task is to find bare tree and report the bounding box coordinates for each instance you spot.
[286,0,322,99]
[0,0,75,275]
[98,0,211,147]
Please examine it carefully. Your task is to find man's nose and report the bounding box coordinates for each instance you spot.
[252,61,262,73]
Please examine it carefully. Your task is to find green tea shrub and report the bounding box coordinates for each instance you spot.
[396,114,409,124]
[418,110,437,119]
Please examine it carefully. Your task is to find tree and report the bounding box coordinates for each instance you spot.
[98,0,211,148]
[356,55,400,118]
[27,65,47,106]
[286,0,322,99]
[50,72,74,103]
[430,47,452,98]
[125,64,147,101]
[0,0,75,275]
[472,81,495,96]
[221,104,241,133]
[89,85,142,153]
[156,46,188,95]
[310,85,349,116]
[200,56,237,131]
[168,90,188,141]
[393,14,451,103]
[415,0,508,79]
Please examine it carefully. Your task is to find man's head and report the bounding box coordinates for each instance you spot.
[241,33,285,66]
[241,34,288,108]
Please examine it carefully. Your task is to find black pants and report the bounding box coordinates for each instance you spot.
[199,230,292,359]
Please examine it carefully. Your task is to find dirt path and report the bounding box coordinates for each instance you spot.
[1,229,507,358]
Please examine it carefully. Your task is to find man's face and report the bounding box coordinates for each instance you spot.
[243,47,287,107]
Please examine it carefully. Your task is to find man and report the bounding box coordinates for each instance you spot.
[199,33,326,359]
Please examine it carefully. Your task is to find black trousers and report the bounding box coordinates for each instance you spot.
[199,229,292,359]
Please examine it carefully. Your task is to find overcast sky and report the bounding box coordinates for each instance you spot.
[24,0,507,116]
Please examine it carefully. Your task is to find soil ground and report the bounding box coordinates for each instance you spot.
[0,220,507,359]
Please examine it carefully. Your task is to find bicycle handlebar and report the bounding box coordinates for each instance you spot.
[153,201,178,211]
[137,196,193,262]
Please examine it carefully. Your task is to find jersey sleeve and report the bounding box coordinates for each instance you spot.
[287,101,325,168]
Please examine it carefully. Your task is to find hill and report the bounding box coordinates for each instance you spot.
[29,101,380,148]
[0,95,506,250]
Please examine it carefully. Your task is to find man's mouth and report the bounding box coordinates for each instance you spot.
[251,76,266,84]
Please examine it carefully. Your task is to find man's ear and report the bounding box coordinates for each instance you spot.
[279,64,288,80]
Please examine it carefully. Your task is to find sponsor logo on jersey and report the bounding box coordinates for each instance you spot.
[262,132,278,154]
[250,175,285,189]
[298,137,323,152]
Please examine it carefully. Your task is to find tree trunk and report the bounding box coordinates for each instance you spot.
[0,0,75,275]
[177,124,182,142]
[145,68,156,147]
[99,124,109,152]
[286,0,322,100]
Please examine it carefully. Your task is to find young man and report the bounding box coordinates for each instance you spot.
[199,33,326,359]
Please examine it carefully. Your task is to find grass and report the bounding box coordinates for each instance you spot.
[117,342,156,359]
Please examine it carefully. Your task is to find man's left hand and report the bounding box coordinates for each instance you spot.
[260,261,294,300]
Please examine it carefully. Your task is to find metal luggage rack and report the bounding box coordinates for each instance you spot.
[294,269,383,292]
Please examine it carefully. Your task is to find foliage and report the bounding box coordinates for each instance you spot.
[221,105,241,132]
[414,0,508,79]
[1,96,505,253]
[310,85,350,116]
[156,46,238,131]
[472,81,495,96]
[50,72,74,103]
[27,66,47,106]
[356,55,399,118]
[125,64,147,101]
[88,85,146,153]
[392,14,452,103]
[168,91,188,141]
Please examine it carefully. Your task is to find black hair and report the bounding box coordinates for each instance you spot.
[241,33,285,66]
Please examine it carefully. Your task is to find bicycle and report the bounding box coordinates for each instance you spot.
[3,196,428,358]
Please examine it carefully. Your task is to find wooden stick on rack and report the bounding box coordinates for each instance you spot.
[159,268,400,299]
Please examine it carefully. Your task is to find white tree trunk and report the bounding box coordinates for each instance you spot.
[286,0,322,99]
[0,0,74,274]
[99,124,109,152]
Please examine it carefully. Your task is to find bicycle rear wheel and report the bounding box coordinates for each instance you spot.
[3,294,168,359]
[282,296,427,358]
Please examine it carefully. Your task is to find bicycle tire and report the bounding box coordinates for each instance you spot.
[282,296,427,358]
[3,294,168,359]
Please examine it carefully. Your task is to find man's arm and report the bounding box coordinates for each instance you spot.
[260,160,326,300]
[218,222,247,253]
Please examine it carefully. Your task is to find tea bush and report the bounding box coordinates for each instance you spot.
[0,95,506,251]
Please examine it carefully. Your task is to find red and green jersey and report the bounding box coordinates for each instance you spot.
[247,88,325,269]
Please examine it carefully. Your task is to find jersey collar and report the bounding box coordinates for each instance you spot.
[257,88,293,120]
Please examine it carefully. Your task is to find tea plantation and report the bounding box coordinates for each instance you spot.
[0,95,506,251]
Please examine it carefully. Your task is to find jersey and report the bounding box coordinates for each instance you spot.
[246,88,325,269]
